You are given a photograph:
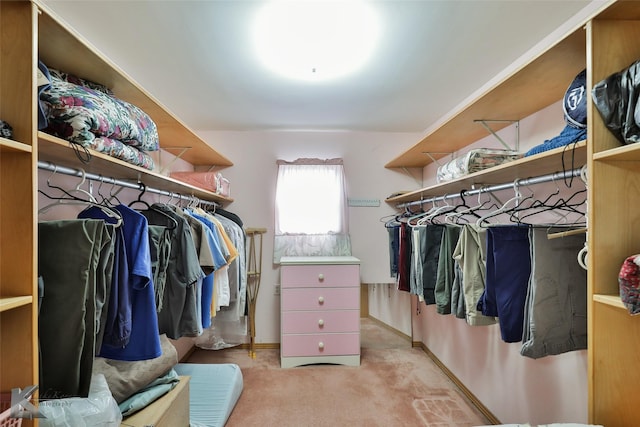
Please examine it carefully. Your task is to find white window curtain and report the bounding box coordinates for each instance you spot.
[274,158,351,263]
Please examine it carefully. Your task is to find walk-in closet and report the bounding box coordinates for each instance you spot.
[1,1,639,426]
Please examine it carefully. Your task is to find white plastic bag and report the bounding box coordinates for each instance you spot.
[38,374,122,427]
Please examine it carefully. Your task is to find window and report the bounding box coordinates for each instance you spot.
[274,158,351,262]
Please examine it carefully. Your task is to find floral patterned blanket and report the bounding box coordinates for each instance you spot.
[39,66,158,170]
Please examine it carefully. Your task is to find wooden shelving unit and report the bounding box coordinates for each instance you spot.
[0,2,237,426]
[0,2,39,426]
[385,1,640,425]
[587,11,640,426]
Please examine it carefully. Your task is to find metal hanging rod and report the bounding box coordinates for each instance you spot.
[37,161,220,208]
[395,167,585,210]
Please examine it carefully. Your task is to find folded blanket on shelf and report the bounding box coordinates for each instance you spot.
[38,63,159,170]
[436,148,523,183]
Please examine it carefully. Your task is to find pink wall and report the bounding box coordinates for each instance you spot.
[195,130,421,342]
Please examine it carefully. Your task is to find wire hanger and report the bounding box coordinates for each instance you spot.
[417,194,456,225]
[476,179,529,227]
[444,187,499,224]
[39,167,123,227]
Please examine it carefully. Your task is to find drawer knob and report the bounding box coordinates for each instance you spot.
[318,319,324,327]
[318,296,325,304]
[318,273,325,281]
[318,341,325,350]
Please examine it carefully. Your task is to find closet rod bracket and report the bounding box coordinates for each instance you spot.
[159,146,193,174]
[400,167,423,188]
[474,119,520,151]
[420,152,454,167]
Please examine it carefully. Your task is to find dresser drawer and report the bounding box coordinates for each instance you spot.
[281,287,359,311]
[282,310,360,334]
[281,333,360,357]
[281,264,360,288]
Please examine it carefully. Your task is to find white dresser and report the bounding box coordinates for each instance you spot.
[280,256,361,368]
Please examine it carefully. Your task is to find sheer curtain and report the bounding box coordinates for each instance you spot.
[274,158,351,263]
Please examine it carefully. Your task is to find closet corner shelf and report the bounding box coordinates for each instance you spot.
[385,140,587,205]
[593,141,640,162]
[593,294,627,310]
[38,132,234,205]
[0,295,33,313]
[0,137,32,153]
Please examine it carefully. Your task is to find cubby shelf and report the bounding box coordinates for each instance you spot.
[0,296,33,313]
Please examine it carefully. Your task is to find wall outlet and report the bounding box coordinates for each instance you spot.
[274,284,280,295]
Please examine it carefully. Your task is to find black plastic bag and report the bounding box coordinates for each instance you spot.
[592,59,640,145]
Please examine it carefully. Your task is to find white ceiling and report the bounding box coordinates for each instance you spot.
[41,0,596,134]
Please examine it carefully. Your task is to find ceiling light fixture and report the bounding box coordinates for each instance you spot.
[251,0,381,82]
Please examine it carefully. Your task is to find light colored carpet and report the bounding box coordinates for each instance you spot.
[185,318,491,427]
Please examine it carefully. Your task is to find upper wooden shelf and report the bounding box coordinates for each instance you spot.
[386,140,586,205]
[385,0,640,170]
[38,132,234,205]
[385,28,586,169]
[35,1,232,169]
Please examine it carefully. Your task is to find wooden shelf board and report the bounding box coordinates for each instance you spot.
[596,0,640,19]
[36,3,232,168]
[593,142,640,162]
[386,141,586,205]
[0,296,33,313]
[38,133,234,205]
[386,30,587,169]
[0,137,32,153]
[593,294,627,310]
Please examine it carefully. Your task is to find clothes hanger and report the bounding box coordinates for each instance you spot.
[406,198,441,227]
[128,182,177,230]
[417,195,455,225]
[508,175,587,226]
[436,190,483,224]
[444,188,500,224]
[476,179,529,227]
[40,164,92,201]
[406,200,433,227]
[94,175,110,206]
[128,182,151,210]
[379,213,401,228]
[39,168,123,227]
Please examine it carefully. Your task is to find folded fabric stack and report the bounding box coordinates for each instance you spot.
[436,148,523,183]
[39,64,159,170]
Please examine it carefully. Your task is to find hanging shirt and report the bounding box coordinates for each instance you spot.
[453,224,496,327]
[39,219,112,397]
[80,204,162,360]
[142,204,204,339]
[76,207,132,350]
[184,208,230,327]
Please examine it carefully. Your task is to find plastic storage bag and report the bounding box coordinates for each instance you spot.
[38,374,122,427]
[592,59,640,145]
